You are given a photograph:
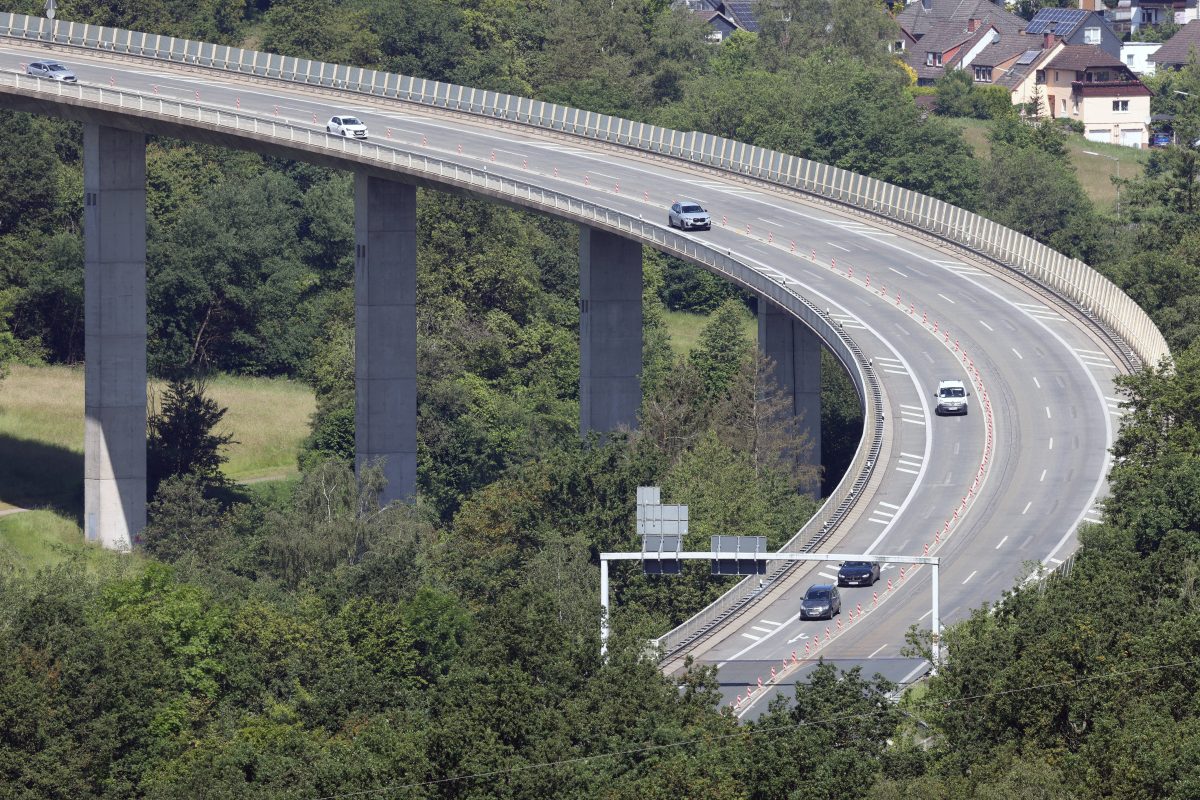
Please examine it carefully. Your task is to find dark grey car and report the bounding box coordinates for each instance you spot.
[668,201,711,230]
[837,560,880,587]
[800,584,841,620]
[26,62,77,82]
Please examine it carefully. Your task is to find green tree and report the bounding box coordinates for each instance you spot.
[147,377,235,499]
[689,298,753,398]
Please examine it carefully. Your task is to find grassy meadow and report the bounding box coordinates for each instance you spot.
[662,308,757,357]
[0,365,314,566]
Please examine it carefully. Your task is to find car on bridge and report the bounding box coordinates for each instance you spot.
[934,379,969,415]
[25,61,77,82]
[326,115,368,139]
[837,560,880,587]
[668,201,711,231]
[800,584,841,620]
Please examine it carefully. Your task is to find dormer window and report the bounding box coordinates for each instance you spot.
[974,66,993,82]
[1084,26,1101,45]
[926,51,942,66]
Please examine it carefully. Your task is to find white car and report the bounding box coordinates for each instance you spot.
[934,379,969,415]
[326,115,368,139]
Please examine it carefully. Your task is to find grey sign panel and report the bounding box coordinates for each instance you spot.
[711,535,768,576]
[642,532,682,576]
[637,486,661,506]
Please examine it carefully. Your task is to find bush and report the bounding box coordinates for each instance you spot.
[972,85,1016,120]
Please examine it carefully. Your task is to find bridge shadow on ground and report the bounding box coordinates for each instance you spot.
[0,434,83,524]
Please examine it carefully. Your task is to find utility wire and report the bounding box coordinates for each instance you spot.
[313,657,1198,799]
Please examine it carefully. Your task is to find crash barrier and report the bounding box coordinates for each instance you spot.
[0,12,1169,371]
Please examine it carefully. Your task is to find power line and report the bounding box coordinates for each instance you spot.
[312,657,1199,799]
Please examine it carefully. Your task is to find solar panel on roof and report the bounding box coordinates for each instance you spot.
[726,0,759,31]
[1016,49,1041,64]
[1025,7,1089,34]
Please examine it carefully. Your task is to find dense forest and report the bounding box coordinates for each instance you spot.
[3,0,1200,796]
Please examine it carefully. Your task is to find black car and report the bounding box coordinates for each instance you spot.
[837,560,880,587]
[800,584,841,620]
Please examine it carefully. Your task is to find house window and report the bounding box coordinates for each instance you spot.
[1036,69,1046,84]
[1061,97,1068,113]
[1113,99,1129,112]
[1141,9,1156,24]
[974,66,993,82]
[1055,71,1060,82]
[1084,27,1101,45]
[926,52,934,66]
[924,52,942,66]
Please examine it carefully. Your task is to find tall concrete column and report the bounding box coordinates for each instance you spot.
[354,174,417,503]
[758,298,822,493]
[84,124,147,550]
[579,227,642,435]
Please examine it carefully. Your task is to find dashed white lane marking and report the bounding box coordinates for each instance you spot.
[878,501,902,509]
[1034,376,1041,388]
[756,217,781,226]
[1105,396,1122,403]
[918,609,933,621]
[868,517,890,524]
[900,403,922,411]
[828,241,851,252]
[868,644,888,658]
[1022,501,1032,514]
[898,460,922,468]
[889,267,908,277]
[1012,348,1024,359]
[1046,406,1052,419]
[896,467,919,474]
[750,625,773,633]
[759,619,782,627]
[901,418,926,426]
[741,633,761,641]
[937,293,955,304]
[1040,469,1047,481]
[884,369,909,375]
[1076,347,1107,356]
[900,452,925,461]
[962,570,978,585]
[876,355,904,363]
[979,320,994,331]
[1049,437,1054,450]
[995,535,1009,549]
[1049,557,1064,565]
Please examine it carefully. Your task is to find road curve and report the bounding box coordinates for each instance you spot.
[0,35,1134,713]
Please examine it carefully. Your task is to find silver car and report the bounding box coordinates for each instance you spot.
[326,115,368,139]
[668,201,711,231]
[26,61,77,82]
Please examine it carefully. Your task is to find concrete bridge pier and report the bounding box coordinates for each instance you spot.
[579,227,642,436]
[758,297,822,494]
[83,124,147,550]
[354,174,417,503]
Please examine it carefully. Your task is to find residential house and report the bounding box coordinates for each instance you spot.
[1041,46,1152,146]
[1025,7,1122,59]
[1109,0,1200,36]
[1122,41,1162,74]
[672,0,753,38]
[895,0,1025,42]
[1150,18,1200,68]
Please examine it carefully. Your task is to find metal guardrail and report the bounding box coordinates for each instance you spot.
[0,12,1169,370]
[0,75,886,649]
